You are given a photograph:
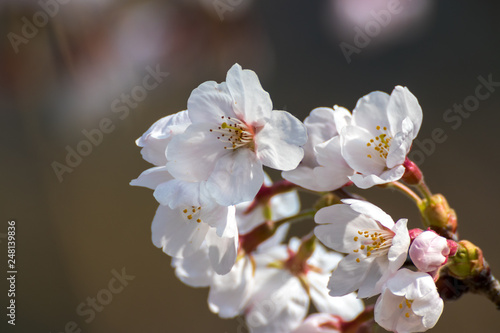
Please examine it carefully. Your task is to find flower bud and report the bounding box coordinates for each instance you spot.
[402,158,423,185]
[447,240,485,279]
[408,228,423,242]
[419,194,457,237]
[409,230,450,272]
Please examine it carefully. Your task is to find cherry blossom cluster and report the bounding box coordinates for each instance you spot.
[132,64,497,332]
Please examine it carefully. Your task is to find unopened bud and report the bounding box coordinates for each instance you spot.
[402,158,423,185]
[409,228,423,242]
[409,230,450,273]
[447,240,484,279]
[419,194,457,237]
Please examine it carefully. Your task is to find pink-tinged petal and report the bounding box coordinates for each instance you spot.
[151,205,210,258]
[166,123,227,182]
[409,231,449,273]
[206,149,265,206]
[351,91,391,135]
[387,219,410,271]
[341,125,386,176]
[386,86,423,137]
[136,110,191,165]
[187,80,237,124]
[349,165,405,189]
[153,179,201,208]
[314,204,378,253]
[130,166,173,190]
[208,256,254,318]
[342,199,395,229]
[245,269,309,333]
[172,246,213,287]
[309,271,364,321]
[313,137,355,191]
[225,63,272,125]
[256,110,307,171]
[386,117,414,168]
[205,227,238,275]
[327,254,374,297]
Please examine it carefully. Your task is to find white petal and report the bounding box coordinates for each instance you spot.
[386,86,423,137]
[208,256,254,318]
[357,258,389,298]
[351,91,391,135]
[327,254,373,297]
[187,80,237,124]
[312,137,355,191]
[172,245,213,287]
[282,166,319,190]
[308,242,344,273]
[151,205,210,258]
[136,110,191,165]
[130,166,173,190]
[388,219,411,272]
[206,148,265,206]
[225,63,272,125]
[206,227,238,275]
[349,165,405,189]
[245,269,309,333]
[256,110,307,171]
[341,125,386,176]
[270,189,300,221]
[314,204,379,253]
[153,179,201,208]
[332,105,352,133]
[166,123,227,182]
[386,117,414,168]
[342,199,395,229]
[309,271,364,321]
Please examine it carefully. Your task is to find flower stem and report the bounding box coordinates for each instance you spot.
[273,209,316,228]
[416,181,433,201]
[387,181,422,204]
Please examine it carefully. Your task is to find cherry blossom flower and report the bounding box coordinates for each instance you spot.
[282,106,355,191]
[244,238,364,333]
[374,268,444,333]
[172,183,297,318]
[340,86,423,189]
[314,199,410,298]
[409,230,450,273]
[166,63,307,206]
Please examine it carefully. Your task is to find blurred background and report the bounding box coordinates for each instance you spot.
[1,0,500,332]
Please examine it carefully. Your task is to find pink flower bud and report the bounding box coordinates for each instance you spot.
[409,230,450,272]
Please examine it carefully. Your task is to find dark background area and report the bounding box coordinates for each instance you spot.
[0,0,499,332]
